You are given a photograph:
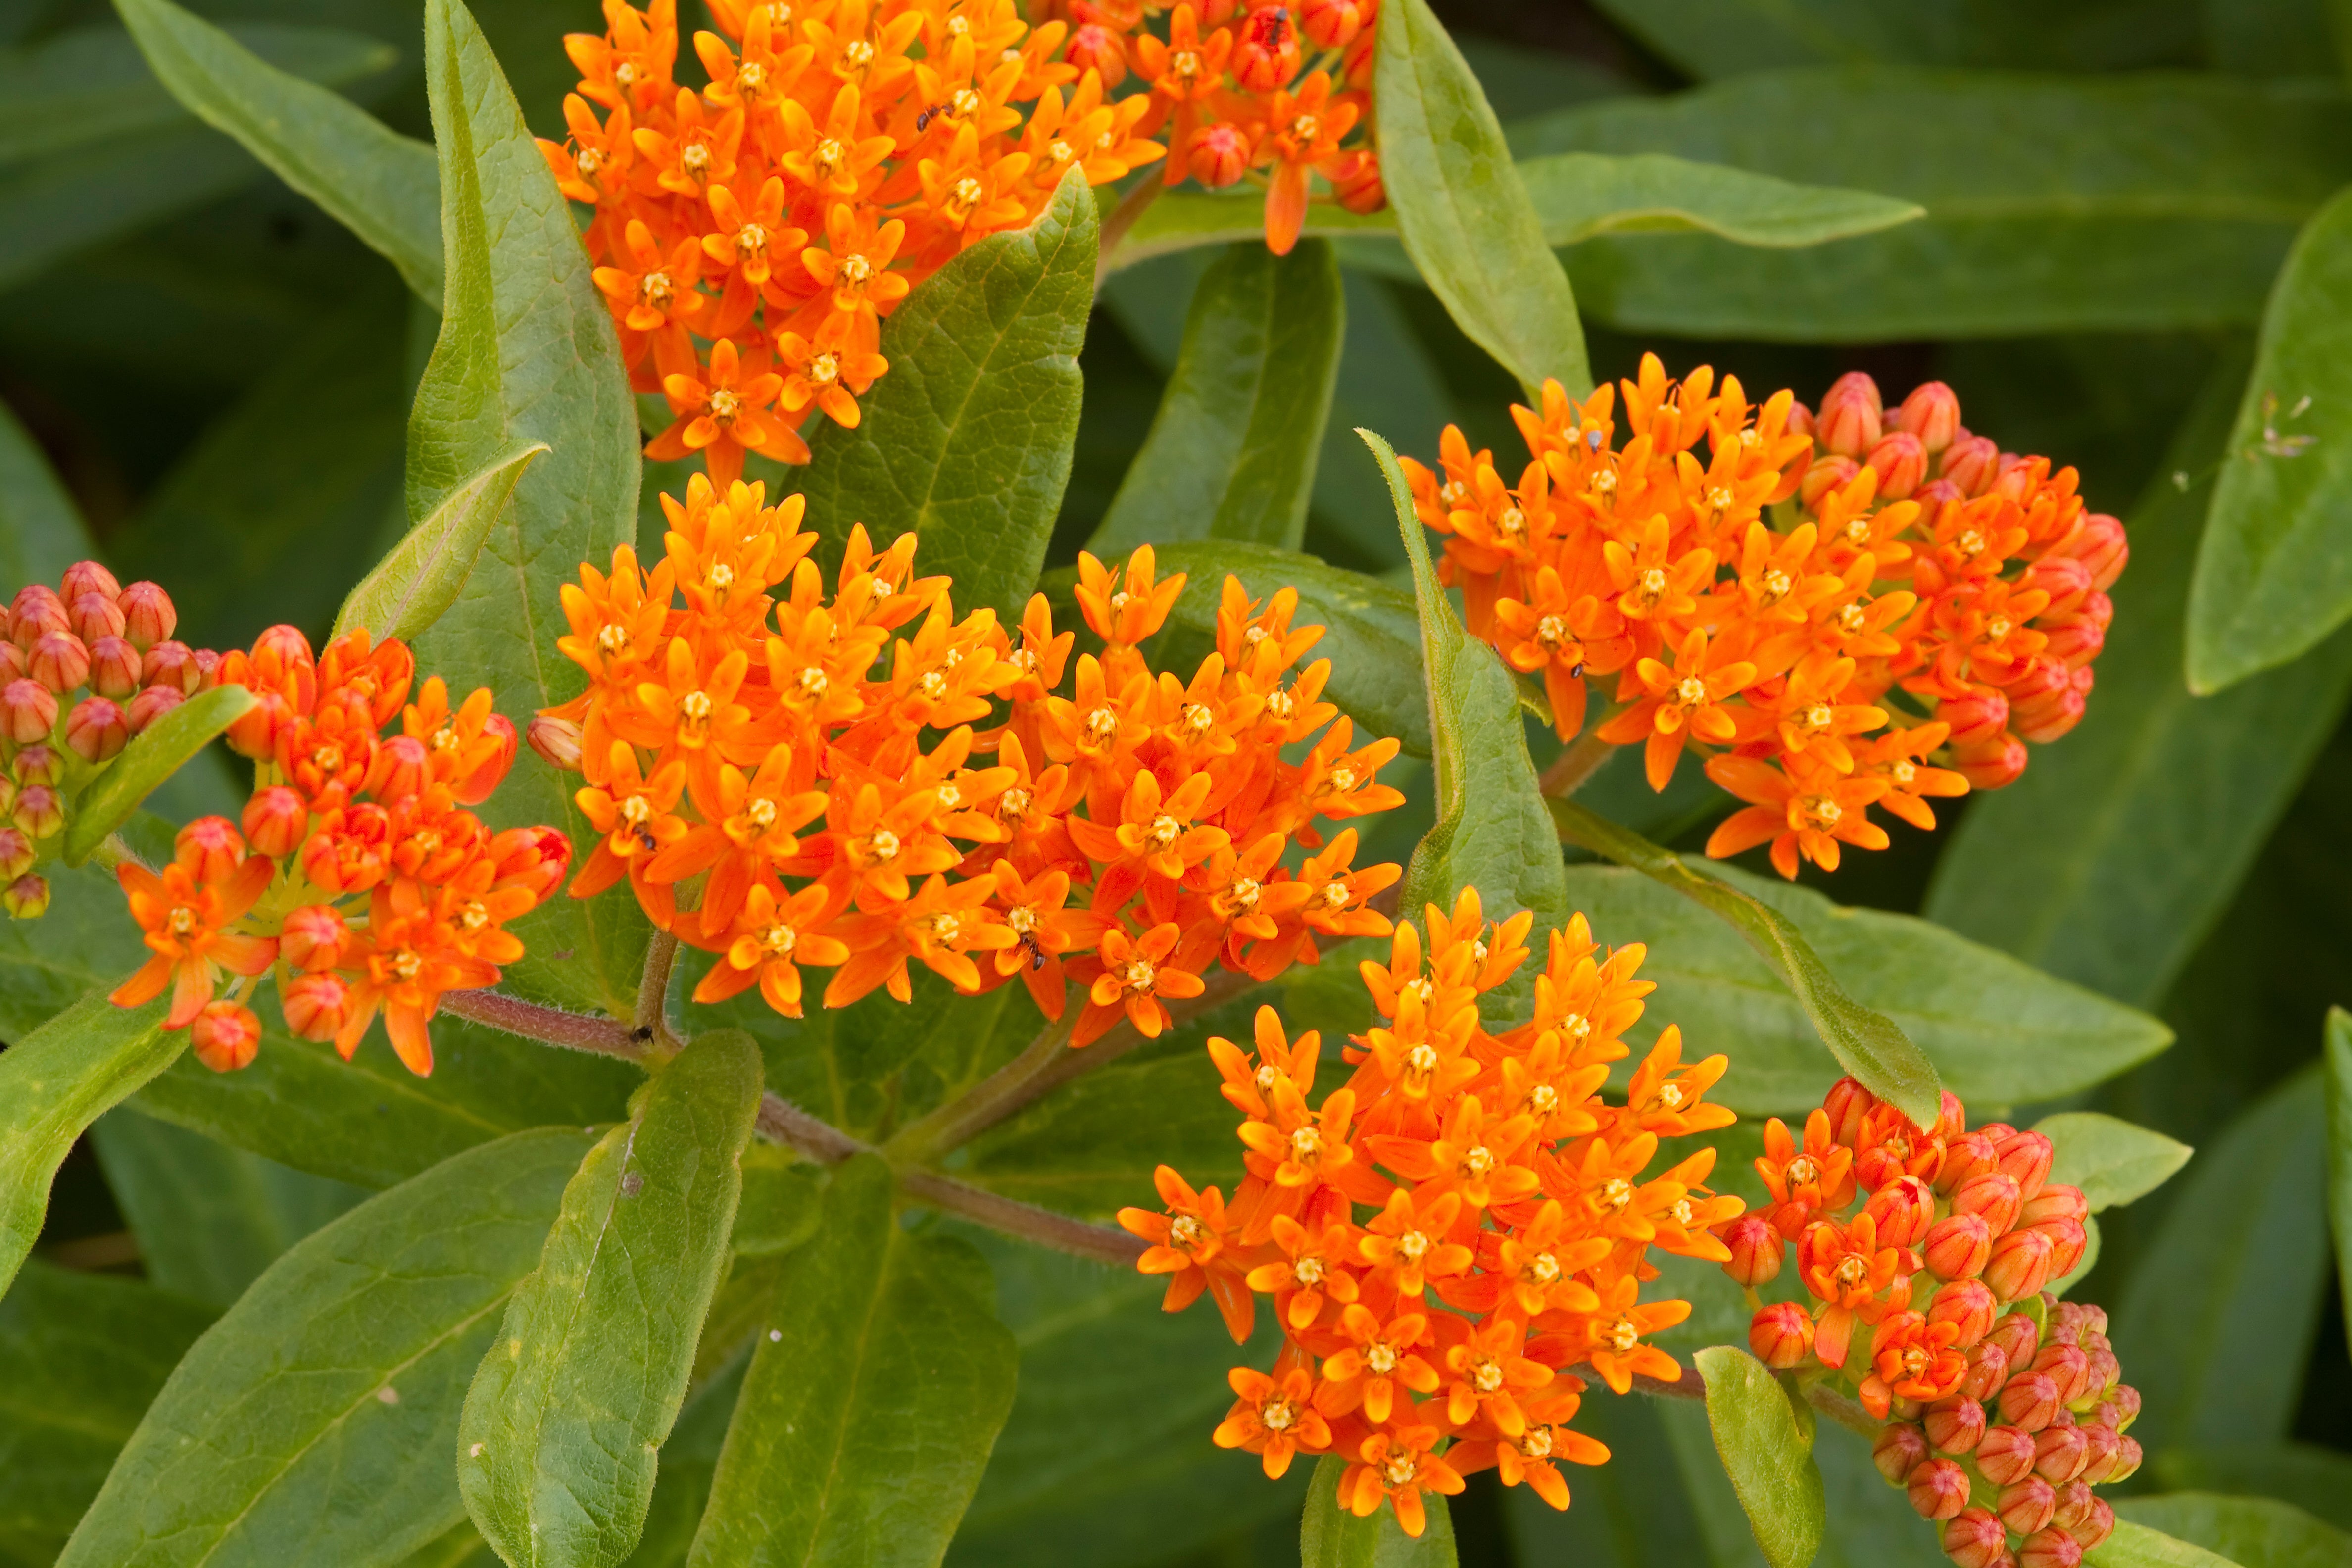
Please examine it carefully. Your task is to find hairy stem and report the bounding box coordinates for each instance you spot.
[1540,727,1617,798]
[1094,176,1163,283]
[1805,1380,1880,1438]
[90,832,146,875]
[1629,1366,1708,1401]
[440,988,645,1061]
[635,928,682,1055]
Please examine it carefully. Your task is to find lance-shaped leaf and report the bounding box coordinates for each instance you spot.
[1693,1346,1824,1568]
[1089,239,1342,556]
[1372,0,1588,398]
[1299,1452,1459,1567]
[799,166,1095,625]
[0,991,177,1298]
[61,681,255,866]
[2115,1495,2342,1567]
[337,442,544,645]
[460,1031,764,1568]
[58,1127,595,1568]
[2095,1512,2256,1568]
[1361,427,1568,1029]
[2036,1111,2194,1213]
[0,398,98,590]
[685,1155,1017,1568]
[0,1261,216,1549]
[2326,1009,2352,1379]
[2189,187,2352,692]
[410,0,645,1019]
[1551,797,1943,1128]
[113,0,442,301]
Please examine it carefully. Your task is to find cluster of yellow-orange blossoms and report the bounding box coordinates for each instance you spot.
[1038,0,1386,252]
[535,473,1405,1043]
[541,0,1164,486]
[1119,891,1741,1535]
[1725,1079,2134,1568]
[1401,358,2126,879]
[108,624,570,1076]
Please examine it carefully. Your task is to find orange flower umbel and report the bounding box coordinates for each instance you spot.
[1118,890,1742,1536]
[1401,360,2125,879]
[1720,1078,2137,1567]
[538,473,1406,1043]
[107,624,569,1077]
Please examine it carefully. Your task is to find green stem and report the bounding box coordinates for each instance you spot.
[1804,1380,1880,1438]
[635,928,682,1059]
[1540,725,1617,798]
[438,987,645,1061]
[1094,175,1164,284]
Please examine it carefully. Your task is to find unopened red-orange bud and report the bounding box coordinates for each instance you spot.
[281,971,355,1042]
[527,714,584,772]
[1976,1424,2037,1485]
[1955,732,2029,790]
[1799,454,1860,508]
[1326,147,1385,214]
[1817,371,1883,458]
[1951,1171,2022,1233]
[88,635,141,698]
[1722,1212,1783,1286]
[1865,1175,1936,1248]
[1823,1076,1876,1145]
[1751,1301,1812,1368]
[454,713,517,805]
[118,580,175,650]
[2018,1526,2082,1568]
[1925,1395,1986,1455]
[1992,1131,2053,1201]
[27,630,89,694]
[280,903,349,973]
[369,735,431,803]
[1930,1277,1998,1346]
[1940,435,2001,497]
[2066,1499,2114,1553]
[490,824,573,901]
[2058,514,2129,591]
[1999,1371,2061,1433]
[2106,1434,2142,1483]
[1898,382,1962,453]
[1301,0,1366,47]
[13,745,58,787]
[1936,1131,2001,1196]
[2034,1217,2087,1280]
[240,786,308,858]
[1998,1474,2056,1534]
[0,826,31,881]
[1873,1421,1929,1482]
[1985,1228,2056,1302]
[1189,121,1250,187]
[1866,431,1928,500]
[1231,4,1301,90]
[0,643,19,685]
[11,785,62,840]
[2,872,50,919]
[1961,1341,2011,1404]
[126,683,185,734]
[2074,1421,2122,1483]
[1940,1506,2007,1568]
[2041,606,2107,670]
[190,1000,262,1072]
[64,696,128,762]
[2034,1418,2090,1484]
[1987,1311,2040,1367]
[2102,1384,2141,1432]
[1065,22,1127,85]
[2020,555,2093,619]
[10,586,66,649]
[143,640,204,694]
[1939,688,2010,749]
[175,816,248,882]
[69,591,124,644]
[1909,1457,1970,1520]
[2081,1343,2119,1401]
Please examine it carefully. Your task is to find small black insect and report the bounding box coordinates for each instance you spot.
[633,824,661,855]
[1017,930,1047,972]
[914,102,944,133]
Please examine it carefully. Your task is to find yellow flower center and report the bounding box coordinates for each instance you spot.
[1169,1213,1204,1250]
[1473,1357,1505,1393]
[1006,904,1038,936]
[1675,676,1708,708]
[639,271,673,307]
[814,137,845,172]
[1527,1083,1558,1115]
[1123,957,1158,992]
[1835,1254,1868,1286]
[1802,794,1843,830]
[682,143,709,173]
[1760,567,1792,603]
[1182,701,1215,733]
[1535,614,1568,649]
[1228,877,1262,912]
[1384,1452,1419,1487]
[1671,1197,1694,1225]
[1260,1396,1298,1432]
[999,786,1032,820]
[1146,813,1183,849]
[1289,1126,1324,1163]
[1521,1427,1555,1459]
[759,921,798,956]
[1786,1154,1820,1187]
[709,388,740,422]
[1460,1144,1495,1177]
[1049,138,1074,163]
[1294,1254,1325,1285]
[738,62,767,94]
[839,254,872,286]
[391,950,424,981]
[1600,1177,1633,1210]
[1658,1081,1686,1109]
[1084,706,1120,744]
[931,911,962,944]
[1366,1341,1398,1373]
[1406,1043,1438,1077]
[1292,113,1319,141]
[1902,1346,1930,1378]
[865,828,901,862]
[1319,881,1350,908]
[952,87,982,116]
[841,39,875,66]
[1707,485,1735,510]
[1527,1251,1560,1284]
[1396,1229,1429,1260]
[168,906,196,934]
[1892,758,1917,784]
[460,900,490,931]
[1172,48,1200,75]
[797,666,829,697]
[1607,1317,1639,1353]
[808,353,841,387]
[1957,529,1986,556]
[920,670,947,699]
[953,176,985,208]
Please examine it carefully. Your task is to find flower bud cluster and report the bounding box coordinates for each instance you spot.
[1121,891,1743,1537]
[1401,357,2126,879]
[1723,1078,2137,1568]
[0,562,211,920]
[542,474,1404,1042]
[109,624,569,1076]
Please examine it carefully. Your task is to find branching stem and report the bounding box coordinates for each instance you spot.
[1095,176,1163,283]
[635,929,682,1057]
[1540,726,1617,798]
[441,987,645,1061]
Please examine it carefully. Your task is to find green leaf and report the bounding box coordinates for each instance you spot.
[460,1031,763,1568]
[338,441,544,645]
[2327,1008,2352,1362]
[1088,239,1342,557]
[2086,1518,2247,1568]
[1692,1347,1824,1568]
[2188,188,2352,692]
[2113,1066,2327,1453]
[89,1106,368,1307]
[1518,152,1921,247]
[0,990,179,1299]
[0,397,97,590]
[410,0,646,1019]
[1372,0,1587,398]
[685,1155,1017,1568]
[1362,426,1569,1028]
[57,1127,596,1568]
[2034,1111,2194,1213]
[2151,1444,2352,1535]
[799,165,1095,626]
[0,1260,215,1544]
[1299,1453,1459,1567]
[1925,349,2352,1009]
[60,682,255,865]
[1514,70,2352,339]
[1555,860,2168,1116]
[1103,193,1397,272]
[2122,1494,2347,1568]
[114,0,443,301]
[1551,799,1944,1127]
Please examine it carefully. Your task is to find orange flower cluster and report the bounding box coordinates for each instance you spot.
[1402,358,2127,879]
[107,624,570,1076]
[542,0,1163,488]
[1724,1079,2134,1568]
[1036,0,1386,252]
[1119,890,1742,1536]
[535,473,1404,1042]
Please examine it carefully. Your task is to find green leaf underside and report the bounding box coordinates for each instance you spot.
[2325,1011,2352,1414]
[410,0,646,1018]
[2093,1511,2255,1568]
[1299,1453,1460,1567]
[1373,0,1588,398]
[60,682,255,865]
[113,0,442,301]
[799,165,1095,628]
[460,1032,763,1568]
[2113,1068,2327,1455]
[1551,798,1945,1128]
[2188,186,2352,692]
[2035,1111,2194,1213]
[1089,239,1343,557]
[1925,350,2352,1009]
[58,1128,595,1568]
[1561,861,2169,1116]
[685,1156,1017,1568]
[1362,427,1569,1030]
[338,441,545,644]
[1693,1346,1826,1568]
[0,990,179,1299]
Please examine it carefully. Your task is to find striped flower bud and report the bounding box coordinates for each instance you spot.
[2041,606,2107,670]
[1923,1213,1992,1281]
[1230,5,1301,92]
[11,785,62,841]
[61,561,120,602]
[1064,22,1127,86]
[1925,1395,1986,1455]
[2057,514,2129,591]
[452,713,518,805]
[10,586,67,649]
[527,714,584,771]
[69,591,124,644]
[1975,1423,2038,1485]
[241,786,310,859]
[279,904,350,973]
[1939,688,2010,750]
[1952,1171,2022,1233]
[27,630,89,694]
[1909,1457,1970,1520]
[1865,432,1929,501]
[2032,1342,2092,1406]
[367,734,431,803]
[88,634,142,698]
[143,640,204,694]
[1328,147,1385,214]
[2017,1525,2083,1568]
[1987,1311,2039,1369]
[1818,372,1884,458]
[2020,555,2093,619]
[2051,1481,2098,1535]
[2074,1420,2123,1483]
[1993,1132,2054,1200]
[1751,1301,1812,1368]
[0,642,20,685]
[2106,1435,2142,1484]
[2081,1343,2120,1401]
[1188,121,1250,188]
[1940,1506,2008,1568]
[0,826,33,880]
[1961,1340,2011,1404]
[1929,1278,1998,1348]
[1999,1371,2061,1433]
[2034,1419,2090,1484]
[2102,1384,2141,1432]
[126,683,185,734]
[1936,1131,2001,1196]
[1301,0,1368,48]
[175,816,249,883]
[1954,732,2028,790]
[2034,1217,2088,1280]
[1864,1175,1936,1249]
[1722,1212,1783,1286]
[490,824,574,901]
[1985,1228,2057,1303]
[2,872,50,920]
[1823,1076,1876,1144]
[280,971,355,1043]
[64,696,128,763]
[190,1000,262,1073]
[1898,382,1962,453]
[1800,454,1860,508]
[1998,1474,2056,1534]
[118,580,176,650]
[1939,435,2001,497]
[1873,1421,1929,1483]
[13,745,59,788]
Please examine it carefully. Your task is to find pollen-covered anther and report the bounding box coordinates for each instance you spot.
[1600,1177,1633,1210]
[1675,677,1708,707]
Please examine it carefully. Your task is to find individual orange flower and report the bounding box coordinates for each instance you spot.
[648,337,794,484]
[1703,755,1892,879]
[1117,1165,1253,1341]
[1446,1382,1611,1511]
[1213,1363,1330,1479]
[1071,920,1204,1046]
[1338,1425,1464,1540]
[690,882,847,1017]
[111,823,277,1028]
